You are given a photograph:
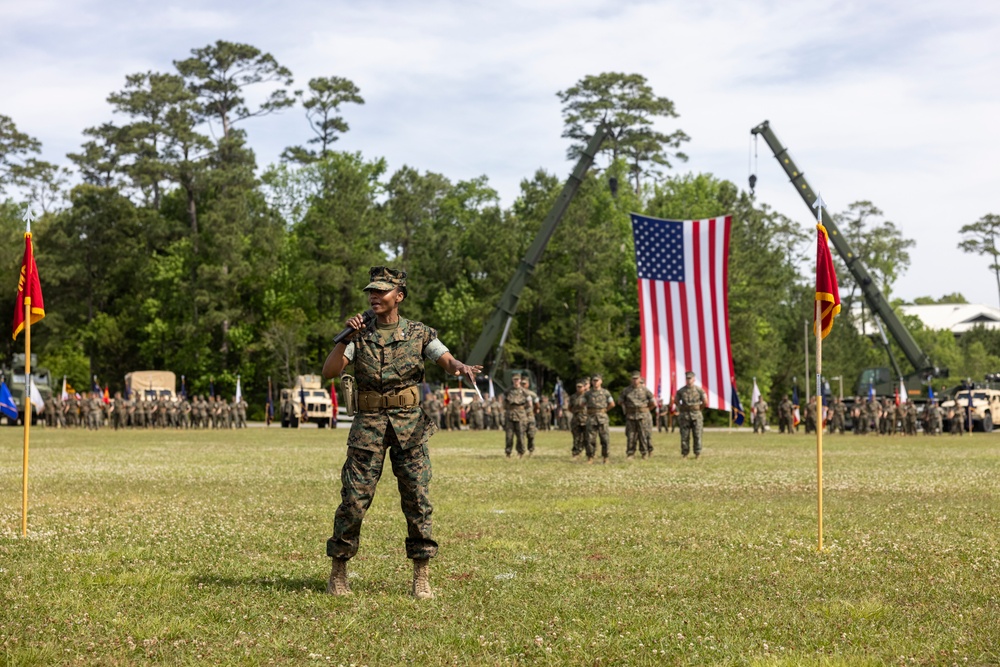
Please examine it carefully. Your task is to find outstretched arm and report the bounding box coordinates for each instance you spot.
[435,352,482,385]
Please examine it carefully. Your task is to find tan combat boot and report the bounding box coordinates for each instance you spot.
[412,558,434,600]
[326,558,351,596]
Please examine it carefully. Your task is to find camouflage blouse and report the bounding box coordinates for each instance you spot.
[343,318,448,452]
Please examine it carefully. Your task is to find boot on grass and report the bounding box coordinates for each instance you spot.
[326,558,351,596]
[412,558,434,600]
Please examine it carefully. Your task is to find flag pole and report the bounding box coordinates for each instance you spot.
[815,298,823,551]
[22,300,31,537]
[813,193,828,552]
[804,319,810,406]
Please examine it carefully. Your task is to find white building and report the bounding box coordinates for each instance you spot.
[900,303,1000,336]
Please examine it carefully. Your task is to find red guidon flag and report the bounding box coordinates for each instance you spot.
[815,224,841,339]
[13,232,45,340]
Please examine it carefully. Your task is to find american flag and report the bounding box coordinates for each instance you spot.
[630,213,734,411]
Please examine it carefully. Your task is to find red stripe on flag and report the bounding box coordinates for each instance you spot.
[677,272,692,384]
[647,283,659,399]
[637,280,647,382]
[664,282,677,400]
[708,220,724,409]
[692,220,710,405]
[722,216,733,384]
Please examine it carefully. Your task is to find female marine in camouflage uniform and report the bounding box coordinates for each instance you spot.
[322,266,481,600]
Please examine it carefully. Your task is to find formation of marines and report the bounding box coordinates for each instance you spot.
[420,392,508,431]
[847,396,957,435]
[761,394,957,435]
[39,392,248,429]
[420,370,706,461]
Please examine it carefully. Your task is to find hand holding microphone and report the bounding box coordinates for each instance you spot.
[333,309,375,345]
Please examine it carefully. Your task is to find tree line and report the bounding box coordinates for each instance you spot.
[1,41,996,416]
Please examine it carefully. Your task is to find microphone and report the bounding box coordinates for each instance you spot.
[333,309,375,345]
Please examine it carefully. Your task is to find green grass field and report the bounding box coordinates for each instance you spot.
[1,425,998,666]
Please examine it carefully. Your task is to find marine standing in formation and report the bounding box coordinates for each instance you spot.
[830,397,846,434]
[674,371,707,458]
[777,395,794,434]
[468,396,485,430]
[752,395,768,434]
[619,371,655,459]
[583,374,614,464]
[503,373,531,458]
[321,266,481,600]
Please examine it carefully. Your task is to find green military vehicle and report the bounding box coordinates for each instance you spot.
[1,353,54,426]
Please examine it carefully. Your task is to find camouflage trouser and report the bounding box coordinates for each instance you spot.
[625,415,653,456]
[950,415,963,434]
[327,431,437,561]
[831,415,844,434]
[571,420,587,455]
[470,413,484,430]
[753,416,766,433]
[447,412,461,430]
[779,415,792,433]
[505,418,527,455]
[678,410,703,456]
[586,415,610,459]
[526,420,537,452]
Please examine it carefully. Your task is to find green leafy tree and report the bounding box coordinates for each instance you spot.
[38,185,166,380]
[0,114,61,208]
[0,114,42,191]
[557,72,689,192]
[161,96,213,236]
[266,152,388,368]
[912,293,968,305]
[282,76,364,164]
[68,122,129,188]
[514,162,637,388]
[957,214,1000,307]
[833,200,915,310]
[174,40,295,139]
[106,71,196,209]
[383,166,452,271]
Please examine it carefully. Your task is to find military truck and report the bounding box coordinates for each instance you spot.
[280,374,334,428]
[940,388,1000,433]
[124,370,177,401]
[2,353,54,426]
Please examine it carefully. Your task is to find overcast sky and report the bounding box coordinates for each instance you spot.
[3,0,999,305]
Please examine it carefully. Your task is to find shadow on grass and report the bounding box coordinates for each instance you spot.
[190,573,408,597]
[191,573,325,593]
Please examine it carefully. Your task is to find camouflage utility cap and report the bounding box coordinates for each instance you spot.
[631,371,642,379]
[364,266,408,295]
[591,373,602,381]
[685,371,695,379]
